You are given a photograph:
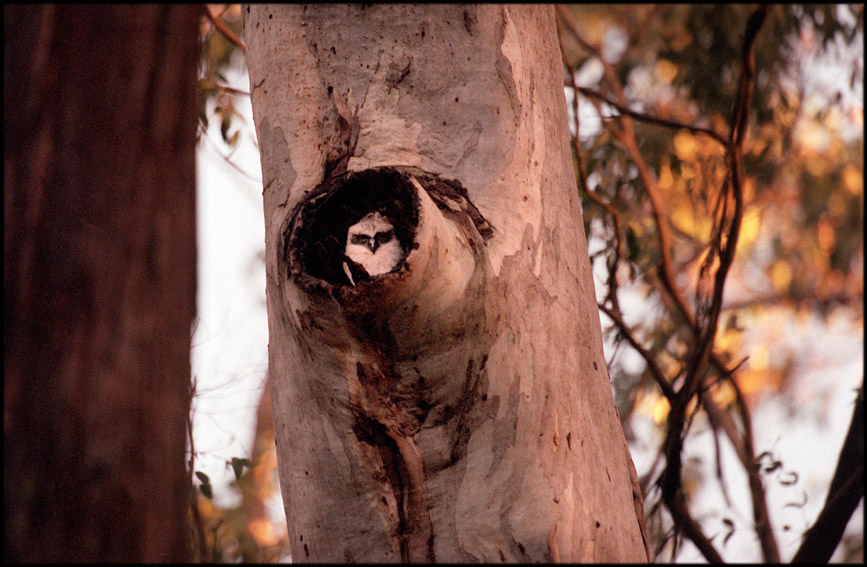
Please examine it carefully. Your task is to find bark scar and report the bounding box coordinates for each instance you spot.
[389,431,435,563]
[351,360,435,563]
[324,88,359,180]
[546,523,561,563]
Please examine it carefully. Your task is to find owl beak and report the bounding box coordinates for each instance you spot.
[367,242,379,253]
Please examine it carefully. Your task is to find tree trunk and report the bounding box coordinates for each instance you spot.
[4,5,199,562]
[245,4,648,562]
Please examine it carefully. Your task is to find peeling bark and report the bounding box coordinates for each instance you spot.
[246,4,647,562]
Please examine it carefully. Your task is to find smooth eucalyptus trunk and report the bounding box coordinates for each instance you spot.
[245,4,647,562]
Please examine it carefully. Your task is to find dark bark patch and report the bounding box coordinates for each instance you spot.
[351,395,434,562]
[385,57,412,91]
[463,9,476,35]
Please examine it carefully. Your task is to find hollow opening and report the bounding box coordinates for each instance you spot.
[286,167,420,287]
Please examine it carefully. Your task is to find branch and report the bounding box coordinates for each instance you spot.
[204,5,245,52]
[558,25,626,313]
[186,380,211,562]
[792,383,864,563]
[575,86,729,146]
[212,84,250,97]
[598,303,675,401]
[714,6,778,562]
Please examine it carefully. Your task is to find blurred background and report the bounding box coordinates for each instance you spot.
[191,5,862,562]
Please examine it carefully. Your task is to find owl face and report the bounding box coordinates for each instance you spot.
[343,211,405,284]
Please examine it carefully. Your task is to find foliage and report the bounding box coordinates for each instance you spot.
[557,3,862,563]
[198,4,246,147]
[187,417,289,563]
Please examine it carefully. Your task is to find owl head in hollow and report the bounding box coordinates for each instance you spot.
[342,211,405,285]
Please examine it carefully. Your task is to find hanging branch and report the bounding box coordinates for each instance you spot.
[792,381,864,563]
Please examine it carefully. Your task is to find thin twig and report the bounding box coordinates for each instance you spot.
[558,26,626,313]
[187,380,211,562]
[718,6,779,562]
[599,304,675,401]
[204,5,245,52]
[575,86,729,146]
[210,84,250,97]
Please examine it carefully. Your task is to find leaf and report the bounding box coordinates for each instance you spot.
[626,226,641,262]
[195,471,213,499]
[231,457,254,481]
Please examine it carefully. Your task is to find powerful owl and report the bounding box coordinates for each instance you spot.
[342,211,405,285]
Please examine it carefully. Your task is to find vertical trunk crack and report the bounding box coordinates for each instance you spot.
[351,361,435,563]
[388,431,435,563]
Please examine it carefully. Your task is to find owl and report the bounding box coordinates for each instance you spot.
[343,211,405,285]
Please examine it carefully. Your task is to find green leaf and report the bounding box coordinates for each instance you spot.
[231,457,254,481]
[195,471,213,499]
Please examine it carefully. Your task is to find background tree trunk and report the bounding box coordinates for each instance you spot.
[245,4,647,562]
[4,5,199,562]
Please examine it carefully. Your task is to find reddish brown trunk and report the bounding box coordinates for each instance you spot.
[4,5,200,562]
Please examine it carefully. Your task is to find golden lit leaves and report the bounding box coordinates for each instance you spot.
[671,205,712,242]
[750,343,770,370]
[715,326,743,356]
[560,4,861,561]
[710,380,737,408]
[673,131,699,161]
[654,59,679,83]
[737,366,784,403]
[769,261,793,293]
[633,389,673,426]
[653,396,670,425]
[737,207,762,252]
[658,160,675,190]
[816,213,836,254]
[841,164,863,196]
[248,517,280,547]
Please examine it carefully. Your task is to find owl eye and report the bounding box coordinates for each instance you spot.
[374,229,394,247]
[351,234,370,245]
